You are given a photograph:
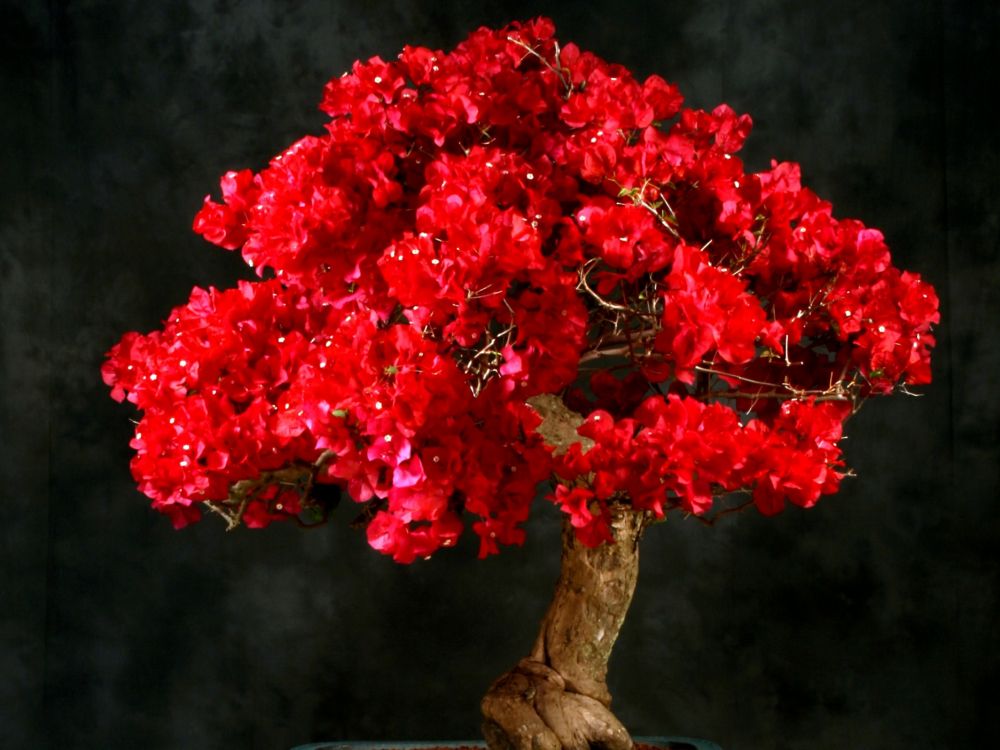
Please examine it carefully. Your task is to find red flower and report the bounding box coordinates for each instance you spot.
[106,17,938,560]
[551,485,614,547]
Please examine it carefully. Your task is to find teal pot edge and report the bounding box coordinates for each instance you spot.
[292,738,722,750]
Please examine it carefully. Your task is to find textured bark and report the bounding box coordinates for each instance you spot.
[482,508,647,750]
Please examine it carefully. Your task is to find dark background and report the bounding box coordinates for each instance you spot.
[2,1,998,748]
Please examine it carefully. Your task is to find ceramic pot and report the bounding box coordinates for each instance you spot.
[292,737,723,750]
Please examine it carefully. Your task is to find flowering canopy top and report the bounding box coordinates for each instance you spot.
[104,18,939,562]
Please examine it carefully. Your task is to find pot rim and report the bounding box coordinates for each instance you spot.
[291,737,723,750]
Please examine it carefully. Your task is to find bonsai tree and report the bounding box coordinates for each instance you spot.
[103,18,939,750]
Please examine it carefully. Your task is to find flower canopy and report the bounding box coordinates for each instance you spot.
[104,18,939,562]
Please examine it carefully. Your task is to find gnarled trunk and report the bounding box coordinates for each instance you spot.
[482,508,647,750]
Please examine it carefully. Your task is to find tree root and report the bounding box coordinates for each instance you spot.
[482,658,633,750]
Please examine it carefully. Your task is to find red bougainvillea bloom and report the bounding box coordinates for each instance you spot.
[104,17,938,562]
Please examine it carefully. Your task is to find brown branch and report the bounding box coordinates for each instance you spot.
[577,259,629,312]
[693,365,781,389]
[710,390,853,403]
[672,494,756,527]
[205,449,336,531]
[506,35,573,97]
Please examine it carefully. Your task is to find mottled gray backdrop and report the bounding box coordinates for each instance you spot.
[2,0,997,748]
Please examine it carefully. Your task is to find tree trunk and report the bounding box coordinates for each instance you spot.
[481,507,647,750]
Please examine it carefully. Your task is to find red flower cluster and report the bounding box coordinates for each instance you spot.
[552,396,850,544]
[105,18,938,561]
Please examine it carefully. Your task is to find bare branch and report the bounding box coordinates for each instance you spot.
[506,35,572,96]
[205,450,337,531]
[577,259,630,312]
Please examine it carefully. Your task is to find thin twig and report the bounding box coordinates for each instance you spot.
[710,390,852,403]
[577,259,630,312]
[693,365,782,389]
[506,35,572,96]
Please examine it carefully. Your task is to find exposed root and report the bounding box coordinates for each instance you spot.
[481,658,632,750]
